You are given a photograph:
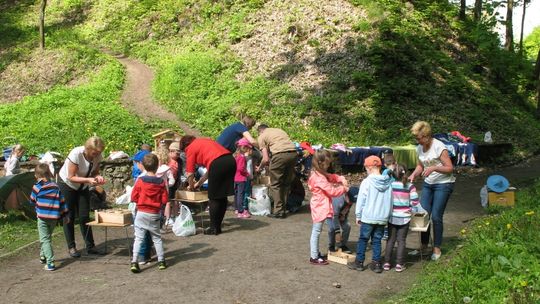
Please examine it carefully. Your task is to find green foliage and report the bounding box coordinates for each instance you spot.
[0,61,155,156]
[389,180,540,303]
[523,26,540,61]
[0,211,37,256]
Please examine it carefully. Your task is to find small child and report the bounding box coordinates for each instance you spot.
[381,153,397,240]
[383,164,419,272]
[130,153,168,273]
[154,147,175,225]
[242,145,255,214]
[30,163,68,271]
[131,144,151,180]
[328,188,357,254]
[348,155,392,273]
[308,150,348,265]
[234,138,253,218]
[4,144,25,176]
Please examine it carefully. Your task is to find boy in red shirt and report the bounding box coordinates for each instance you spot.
[130,154,168,273]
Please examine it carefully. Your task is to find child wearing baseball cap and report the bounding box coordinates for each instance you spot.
[348,155,392,273]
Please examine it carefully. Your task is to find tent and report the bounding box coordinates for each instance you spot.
[0,172,36,218]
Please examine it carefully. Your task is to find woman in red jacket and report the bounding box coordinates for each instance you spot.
[179,135,236,235]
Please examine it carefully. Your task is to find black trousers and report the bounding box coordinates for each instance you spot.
[208,154,236,232]
[59,182,95,249]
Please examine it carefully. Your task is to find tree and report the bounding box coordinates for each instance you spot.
[459,0,466,20]
[518,0,530,56]
[39,0,47,49]
[504,0,514,52]
[474,0,482,21]
[536,49,540,119]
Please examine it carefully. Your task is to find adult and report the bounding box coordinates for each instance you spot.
[59,136,106,257]
[179,135,236,235]
[408,121,455,261]
[216,116,258,152]
[257,124,297,218]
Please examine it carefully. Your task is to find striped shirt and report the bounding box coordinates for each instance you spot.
[30,180,67,220]
[389,181,419,225]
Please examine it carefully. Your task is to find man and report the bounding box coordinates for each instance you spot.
[257,124,297,218]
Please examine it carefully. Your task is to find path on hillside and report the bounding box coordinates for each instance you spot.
[114,54,202,137]
[1,157,539,303]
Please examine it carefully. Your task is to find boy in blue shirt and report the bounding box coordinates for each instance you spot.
[30,164,69,271]
[348,156,392,273]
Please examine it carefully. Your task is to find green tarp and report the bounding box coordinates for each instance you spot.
[0,172,36,217]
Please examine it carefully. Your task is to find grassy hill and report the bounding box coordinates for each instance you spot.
[1,0,539,156]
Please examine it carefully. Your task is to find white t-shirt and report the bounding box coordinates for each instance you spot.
[416,138,455,184]
[4,155,20,176]
[59,146,103,190]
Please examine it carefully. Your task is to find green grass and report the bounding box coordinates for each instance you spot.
[387,180,540,304]
[0,212,38,256]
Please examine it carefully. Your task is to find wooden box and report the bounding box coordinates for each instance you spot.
[95,209,133,225]
[488,191,515,207]
[327,250,356,265]
[176,190,208,201]
[410,213,429,228]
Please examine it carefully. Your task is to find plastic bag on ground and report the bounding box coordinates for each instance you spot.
[248,196,271,216]
[172,204,196,237]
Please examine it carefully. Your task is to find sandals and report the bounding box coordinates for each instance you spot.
[383,263,391,271]
[395,264,406,272]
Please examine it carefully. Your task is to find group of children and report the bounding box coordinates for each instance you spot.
[308,151,418,273]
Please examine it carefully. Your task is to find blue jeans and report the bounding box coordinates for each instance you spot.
[310,218,332,259]
[234,182,246,213]
[420,182,454,247]
[355,223,385,263]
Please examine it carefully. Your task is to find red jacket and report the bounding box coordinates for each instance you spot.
[131,176,168,214]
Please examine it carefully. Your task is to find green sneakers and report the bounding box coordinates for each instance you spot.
[158,261,167,270]
[130,262,141,273]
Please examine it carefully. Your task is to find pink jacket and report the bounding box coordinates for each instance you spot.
[308,171,347,223]
[234,154,249,182]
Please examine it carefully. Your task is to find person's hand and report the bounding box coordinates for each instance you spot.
[94,175,105,185]
[422,166,436,177]
[193,181,201,190]
[408,173,417,183]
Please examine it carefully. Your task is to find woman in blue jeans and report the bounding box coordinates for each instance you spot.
[408,121,455,261]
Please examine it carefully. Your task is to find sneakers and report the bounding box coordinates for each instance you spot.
[158,261,167,270]
[383,262,391,271]
[203,227,220,235]
[347,260,365,271]
[369,261,383,273]
[39,256,46,264]
[267,211,286,219]
[318,252,328,260]
[130,262,141,273]
[328,246,337,253]
[69,248,81,258]
[241,210,251,218]
[234,210,239,215]
[431,252,442,261]
[309,257,329,265]
[395,264,406,272]
[86,247,101,255]
[44,262,56,271]
[340,245,353,254]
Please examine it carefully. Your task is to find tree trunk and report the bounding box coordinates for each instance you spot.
[474,0,482,21]
[519,0,527,55]
[39,0,47,49]
[459,0,466,20]
[536,49,540,119]
[505,0,514,52]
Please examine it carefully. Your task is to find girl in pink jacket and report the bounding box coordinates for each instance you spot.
[308,150,348,265]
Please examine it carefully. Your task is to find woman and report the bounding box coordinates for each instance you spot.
[408,121,455,261]
[216,115,257,152]
[59,136,106,257]
[179,135,236,235]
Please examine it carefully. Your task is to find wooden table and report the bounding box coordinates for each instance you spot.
[172,198,209,229]
[86,221,132,256]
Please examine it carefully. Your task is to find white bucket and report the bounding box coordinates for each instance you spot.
[252,185,268,199]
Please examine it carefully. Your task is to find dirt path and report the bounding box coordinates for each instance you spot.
[114,54,202,137]
[1,157,539,303]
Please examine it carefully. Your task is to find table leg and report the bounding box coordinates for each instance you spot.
[104,227,108,254]
[125,227,132,257]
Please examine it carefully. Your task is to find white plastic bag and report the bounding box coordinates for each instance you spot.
[480,185,488,208]
[172,205,196,237]
[248,196,271,216]
[115,185,133,205]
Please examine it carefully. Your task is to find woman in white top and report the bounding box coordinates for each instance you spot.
[408,121,455,261]
[59,136,106,257]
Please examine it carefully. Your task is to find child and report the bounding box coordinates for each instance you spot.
[348,155,392,273]
[131,144,151,180]
[381,153,397,240]
[30,163,68,271]
[234,138,253,218]
[130,153,168,273]
[328,189,355,254]
[383,164,419,272]
[154,147,175,225]
[4,144,25,176]
[308,150,348,265]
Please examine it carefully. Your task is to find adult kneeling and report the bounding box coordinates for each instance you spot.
[59,136,106,257]
[408,121,455,261]
[179,135,236,235]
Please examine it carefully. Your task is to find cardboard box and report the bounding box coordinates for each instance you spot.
[176,190,208,201]
[488,191,515,207]
[95,209,133,225]
[410,213,429,228]
[327,250,356,265]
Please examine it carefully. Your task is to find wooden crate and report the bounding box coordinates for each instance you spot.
[176,190,208,201]
[488,191,515,207]
[95,209,133,225]
[327,250,356,265]
[410,213,429,228]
